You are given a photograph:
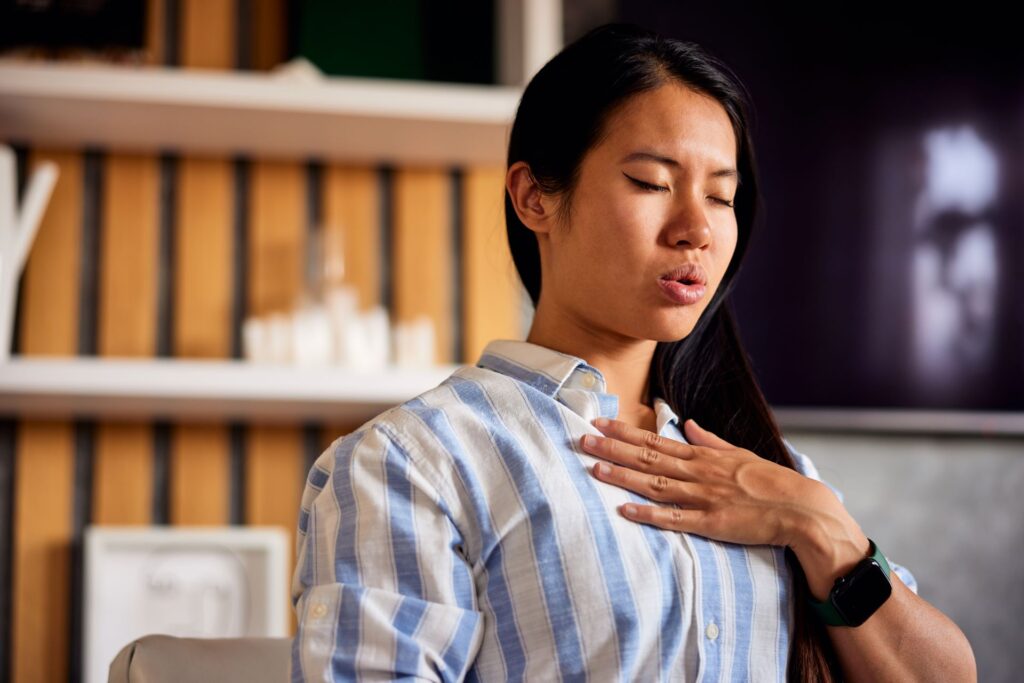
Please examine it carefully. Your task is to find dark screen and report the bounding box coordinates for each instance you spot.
[615,0,1024,411]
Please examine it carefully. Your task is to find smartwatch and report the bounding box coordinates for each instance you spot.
[808,537,892,627]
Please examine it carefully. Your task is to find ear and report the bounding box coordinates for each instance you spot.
[506,162,557,236]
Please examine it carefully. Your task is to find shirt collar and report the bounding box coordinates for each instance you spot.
[474,338,681,437]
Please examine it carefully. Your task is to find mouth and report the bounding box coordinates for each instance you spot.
[657,277,706,306]
[659,262,708,287]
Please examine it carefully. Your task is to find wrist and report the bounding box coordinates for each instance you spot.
[787,480,872,601]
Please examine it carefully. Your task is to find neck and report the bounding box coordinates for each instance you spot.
[526,310,657,415]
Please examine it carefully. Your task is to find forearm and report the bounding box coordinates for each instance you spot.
[787,481,977,683]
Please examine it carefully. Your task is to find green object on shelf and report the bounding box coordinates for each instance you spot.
[295,0,496,84]
[297,0,424,80]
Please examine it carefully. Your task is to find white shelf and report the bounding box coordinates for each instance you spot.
[0,355,463,424]
[0,58,522,165]
[2,356,1019,434]
[772,407,1024,436]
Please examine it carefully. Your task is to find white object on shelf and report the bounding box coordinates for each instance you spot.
[363,306,391,370]
[241,316,268,363]
[394,315,437,369]
[265,312,292,364]
[291,302,333,367]
[268,55,325,84]
[83,525,289,683]
[337,315,366,369]
[325,284,358,366]
[0,143,58,362]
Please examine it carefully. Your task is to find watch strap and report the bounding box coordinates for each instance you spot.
[808,537,891,626]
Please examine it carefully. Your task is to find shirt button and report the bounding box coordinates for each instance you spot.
[705,622,719,640]
[581,373,596,388]
[311,603,328,618]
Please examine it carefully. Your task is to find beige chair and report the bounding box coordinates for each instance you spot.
[107,634,292,683]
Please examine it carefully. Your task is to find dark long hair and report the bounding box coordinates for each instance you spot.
[504,22,843,682]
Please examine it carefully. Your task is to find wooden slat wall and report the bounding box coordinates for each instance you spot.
[393,169,455,364]
[322,167,382,314]
[1,3,523,682]
[169,0,237,536]
[462,168,523,360]
[146,0,167,67]
[171,156,234,527]
[320,166,384,447]
[181,0,234,70]
[246,158,305,635]
[249,0,287,71]
[13,150,82,683]
[93,153,160,527]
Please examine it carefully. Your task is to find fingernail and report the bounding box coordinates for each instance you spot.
[592,417,609,427]
[593,462,610,476]
[582,434,594,447]
[622,504,637,516]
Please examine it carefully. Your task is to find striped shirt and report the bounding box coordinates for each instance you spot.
[290,338,918,682]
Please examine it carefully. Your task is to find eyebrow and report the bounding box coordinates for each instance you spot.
[620,150,741,184]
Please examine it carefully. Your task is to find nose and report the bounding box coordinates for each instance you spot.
[664,193,713,249]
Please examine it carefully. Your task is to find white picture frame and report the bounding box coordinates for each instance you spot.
[83,525,290,683]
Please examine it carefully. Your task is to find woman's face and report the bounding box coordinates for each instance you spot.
[531,82,740,343]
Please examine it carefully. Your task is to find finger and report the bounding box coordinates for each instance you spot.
[619,502,706,534]
[590,417,696,456]
[582,432,695,481]
[591,461,701,504]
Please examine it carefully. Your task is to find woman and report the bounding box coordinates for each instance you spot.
[290,23,975,682]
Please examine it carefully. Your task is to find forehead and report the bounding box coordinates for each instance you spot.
[597,83,737,168]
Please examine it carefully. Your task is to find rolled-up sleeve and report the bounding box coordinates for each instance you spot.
[781,437,920,596]
[291,422,484,682]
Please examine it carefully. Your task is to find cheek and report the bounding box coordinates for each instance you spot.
[573,197,646,269]
[713,220,739,267]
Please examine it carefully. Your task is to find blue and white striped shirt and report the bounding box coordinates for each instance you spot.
[290,338,918,682]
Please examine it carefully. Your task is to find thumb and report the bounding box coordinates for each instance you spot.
[684,418,733,450]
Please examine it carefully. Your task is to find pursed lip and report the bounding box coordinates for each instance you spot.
[658,262,708,286]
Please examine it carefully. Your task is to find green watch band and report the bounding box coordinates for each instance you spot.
[808,537,892,626]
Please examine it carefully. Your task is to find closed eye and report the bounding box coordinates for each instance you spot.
[624,173,735,208]
[625,174,669,193]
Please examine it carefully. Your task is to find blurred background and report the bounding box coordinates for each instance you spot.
[0,0,1020,681]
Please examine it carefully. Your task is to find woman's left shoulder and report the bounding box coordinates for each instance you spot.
[781,437,816,476]
[780,437,845,504]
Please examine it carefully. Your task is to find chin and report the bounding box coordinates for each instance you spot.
[645,318,699,343]
[647,309,704,342]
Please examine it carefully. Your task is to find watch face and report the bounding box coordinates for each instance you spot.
[833,559,892,627]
